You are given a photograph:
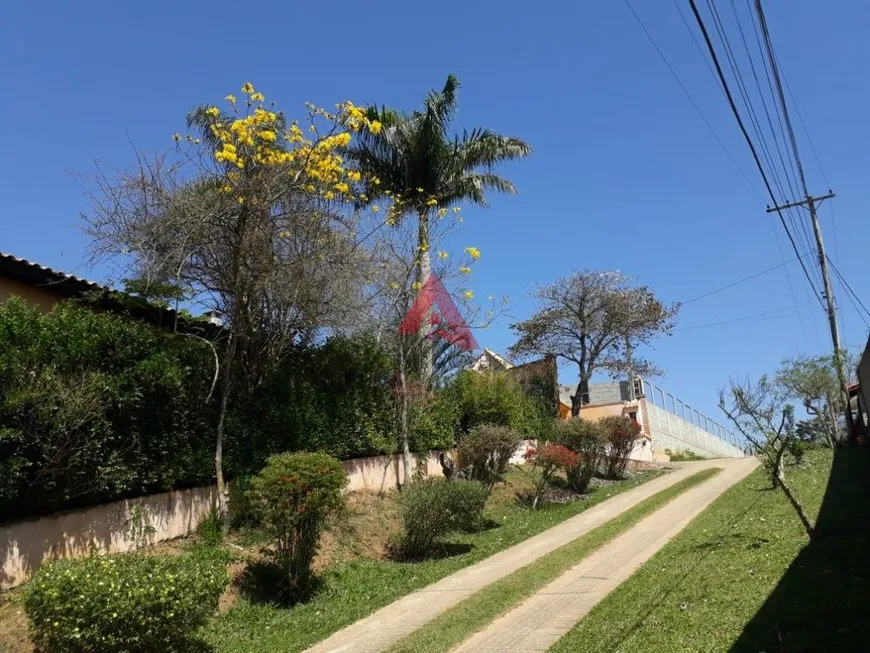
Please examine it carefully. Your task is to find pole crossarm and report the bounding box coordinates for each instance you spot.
[766,192,835,214]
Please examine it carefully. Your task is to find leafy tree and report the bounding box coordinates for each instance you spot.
[510,270,678,416]
[777,354,850,447]
[348,74,531,384]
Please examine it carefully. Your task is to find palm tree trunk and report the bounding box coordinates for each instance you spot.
[214,331,237,525]
[398,343,412,488]
[417,211,433,386]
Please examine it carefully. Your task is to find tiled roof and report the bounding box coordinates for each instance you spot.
[0,251,109,296]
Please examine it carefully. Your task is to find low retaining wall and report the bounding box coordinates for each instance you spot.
[1,450,445,590]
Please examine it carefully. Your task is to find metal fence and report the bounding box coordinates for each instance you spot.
[642,380,744,459]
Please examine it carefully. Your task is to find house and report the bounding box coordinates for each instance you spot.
[0,250,195,332]
[469,348,514,372]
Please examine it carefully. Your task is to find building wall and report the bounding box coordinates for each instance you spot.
[0,279,62,313]
[858,336,870,423]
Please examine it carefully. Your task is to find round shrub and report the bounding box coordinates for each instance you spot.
[554,418,605,493]
[23,551,228,652]
[456,424,522,487]
[398,478,489,558]
[248,452,347,593]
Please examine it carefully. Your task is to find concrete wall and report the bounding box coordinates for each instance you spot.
[644,401,744,458]
[1,450,446,590]
[858,335,870,421]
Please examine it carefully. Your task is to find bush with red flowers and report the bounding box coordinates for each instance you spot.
[600,416,642,479]
[525,443,580,508]
[248,452,347,594]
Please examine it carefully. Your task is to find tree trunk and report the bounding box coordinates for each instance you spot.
[398,345,412,489]
[826,398,839,448]
[214,332,237,524]
[571,378,588,417]
[417,212,433,387]
[775,464,815,538]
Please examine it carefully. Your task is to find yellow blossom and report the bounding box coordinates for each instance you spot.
[258,130,277,142]
[426,198,438,206]
[437,251,449,260]
[464,290,474,300]
[250,92,265,102]
[389,281,400,290]
[369,120,382,134]
[412,281,423,291]
[464,246,481,260]
[219,184,232,194]
[205,106,220,117]
[459,266,471,275]
[334,182,350,194]
[438,208,448,218]
[371,205,381,213]
[241,82,255,94]
[452,207,461,213]
[347,170,361,182]
[225,94,237,104]
[416,187,424,193]
[237,196,245,205]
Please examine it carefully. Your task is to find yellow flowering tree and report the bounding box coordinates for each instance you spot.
[86,83,384,519]
[347,74,531,385]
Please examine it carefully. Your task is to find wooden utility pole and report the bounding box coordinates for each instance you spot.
[767,192,855,441]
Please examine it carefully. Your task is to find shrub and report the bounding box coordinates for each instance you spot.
[451,371,551,437]
[228,475,258,528]
[23,551,228,652]
[554,418,604,493]
[456,424,522,487]
[398,478,490,558]
[789,440,807,465]
[600,416,641,479]
[248,452,347,594]
[524,443,580,509]
[197,508,224,547]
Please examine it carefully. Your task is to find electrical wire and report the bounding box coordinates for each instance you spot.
[622,0,763,199]
[681,258,795,305]
[687,0,824,307]
[676,307,794,331]
[827,256,870,326]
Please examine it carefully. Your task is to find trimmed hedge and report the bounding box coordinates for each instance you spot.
[23,550,228,652]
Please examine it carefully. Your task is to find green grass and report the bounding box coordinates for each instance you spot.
[202,469,662,653]
[666,450,706,462]
[386,468,721,653]
[551,448,870,653]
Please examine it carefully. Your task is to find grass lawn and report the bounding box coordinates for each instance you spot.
[386,468,721,653]
[201,467,662,653]
[550,447,870,653]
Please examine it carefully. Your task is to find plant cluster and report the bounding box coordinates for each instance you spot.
[23,551,228,652]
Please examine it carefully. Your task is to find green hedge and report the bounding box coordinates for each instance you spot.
[0,298,216,520]
[23,550,228,652]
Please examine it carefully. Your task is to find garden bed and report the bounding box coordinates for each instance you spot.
[0,465,662,653]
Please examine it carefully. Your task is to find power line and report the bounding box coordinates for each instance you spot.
[827,256,870,326]
[681,258,795,305]
[687,0,823,306]
[622,0,763,199]
[676,307,793,331]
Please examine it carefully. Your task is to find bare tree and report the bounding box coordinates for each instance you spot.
[509,270,678,416]
[719,376,815,538]
[362,212,503,485]
[83,88,384,519]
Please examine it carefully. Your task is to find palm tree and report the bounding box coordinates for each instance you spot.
[348,74,531,383]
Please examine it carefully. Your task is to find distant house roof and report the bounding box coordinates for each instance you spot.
[469,348,514,372]
[0,251,210,335]
[0,251,109,298]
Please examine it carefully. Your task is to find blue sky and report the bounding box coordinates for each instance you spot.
[2,0,869,422]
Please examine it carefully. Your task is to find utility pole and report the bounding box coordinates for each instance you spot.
[767,192,855,441]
